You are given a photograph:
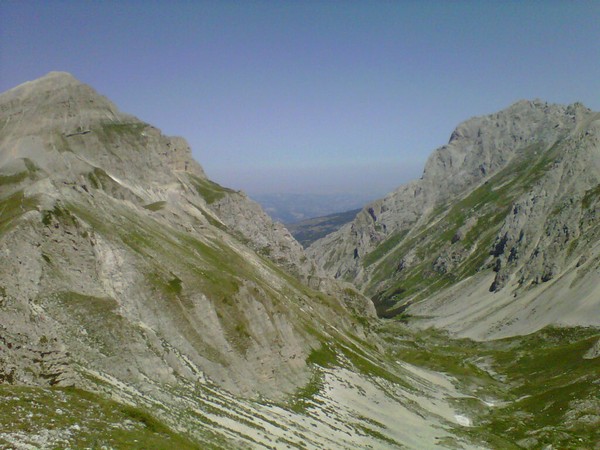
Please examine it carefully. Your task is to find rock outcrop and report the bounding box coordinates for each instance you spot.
[309,100,600,338]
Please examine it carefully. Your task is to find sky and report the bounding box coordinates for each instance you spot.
[1,1,599,198]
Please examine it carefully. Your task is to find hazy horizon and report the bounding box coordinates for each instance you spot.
[2,1,599,196]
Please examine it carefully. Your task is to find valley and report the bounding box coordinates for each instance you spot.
[0,73,598,449]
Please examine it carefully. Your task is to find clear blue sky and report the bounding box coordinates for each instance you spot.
[1,1,599,196]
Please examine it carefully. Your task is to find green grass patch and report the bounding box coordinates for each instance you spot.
[188,174,235,204]
[381,322,600,448]
[99,122,147,138]
[0,385,199,449]
[85,167,117,190]
[582,183,600,210]
[362,229,409,267]
[144,200,167,211]
[0,190,39,235]
[41,203,79,227]
[0,171,28,186]
[167,276,183,294]
[288,373,324,414]
[307,344,338,368]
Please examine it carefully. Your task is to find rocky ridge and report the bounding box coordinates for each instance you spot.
[308,100,600,338]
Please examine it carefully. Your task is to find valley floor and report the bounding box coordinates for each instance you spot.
[381,322,600,449]
[1,321,598,449]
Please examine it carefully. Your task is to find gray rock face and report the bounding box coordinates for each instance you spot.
[0,72,370,400]
[309,100,600,335]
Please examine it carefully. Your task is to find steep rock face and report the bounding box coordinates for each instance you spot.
[208,190,314,279]
[309,100,587,282]
[0,72,364,400]
[309,100,600,336]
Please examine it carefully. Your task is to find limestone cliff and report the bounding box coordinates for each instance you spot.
[308,100,600,338]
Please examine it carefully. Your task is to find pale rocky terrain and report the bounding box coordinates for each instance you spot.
[309,99,600,338]
[0,72,479,449]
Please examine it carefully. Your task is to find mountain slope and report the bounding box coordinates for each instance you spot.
[308,100,600,338]
[1,72,490,449]
[0,72,327,401]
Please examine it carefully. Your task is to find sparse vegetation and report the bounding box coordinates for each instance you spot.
[188,174,235,204]
[0,171,28,186]
[381,323,600,448]
[288,373,324,413]
[0,386,199,449]
[98,121,147,139]
[365,141,572,315]
[144,200,167,211]
[362,229,409,267]
[0,190,39,234]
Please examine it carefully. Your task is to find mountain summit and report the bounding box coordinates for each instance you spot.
[309,99,600,338]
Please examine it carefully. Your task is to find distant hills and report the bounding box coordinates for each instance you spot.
[285,208,361,247]
[251,192,380,223]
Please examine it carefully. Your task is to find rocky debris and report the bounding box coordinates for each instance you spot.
[0,327,78,387]
[584,339,600,359]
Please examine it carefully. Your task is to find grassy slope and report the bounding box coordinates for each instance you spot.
[379,322,600,449]
[362,141,563,316]
[0,386,200,449]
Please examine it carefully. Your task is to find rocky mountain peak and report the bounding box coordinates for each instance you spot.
[420,100,591,204]
[9,71,82,91]
[0,72,208,188]
[309,100,600,337]
[1,71,126,130]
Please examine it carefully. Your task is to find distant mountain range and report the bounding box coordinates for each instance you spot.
[251,192,381,223]
[285,208,361,247]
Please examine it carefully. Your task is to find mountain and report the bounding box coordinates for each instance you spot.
[308,100,600,338]
[0,72,487,449]
[1,74,598,449]
[252,192,378,224]
[286,208,361,247]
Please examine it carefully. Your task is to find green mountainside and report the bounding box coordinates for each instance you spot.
[309,100,600,338]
